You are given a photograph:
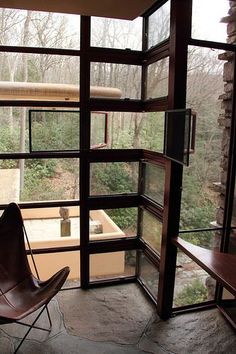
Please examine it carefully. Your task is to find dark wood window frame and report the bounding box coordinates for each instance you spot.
[1,0,236,328]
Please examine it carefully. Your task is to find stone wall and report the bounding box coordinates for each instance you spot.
[217,1,235,231]
[205,1,235,299]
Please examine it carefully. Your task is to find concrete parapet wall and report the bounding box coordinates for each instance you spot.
[24,207,125,280]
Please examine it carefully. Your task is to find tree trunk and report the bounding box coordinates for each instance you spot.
[19,11,31,192]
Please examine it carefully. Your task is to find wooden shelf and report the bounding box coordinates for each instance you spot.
[172,237,236,296]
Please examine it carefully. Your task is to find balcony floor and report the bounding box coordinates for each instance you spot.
[0,283,235,353]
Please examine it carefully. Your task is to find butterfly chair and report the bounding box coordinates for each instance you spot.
[0,203,70,353]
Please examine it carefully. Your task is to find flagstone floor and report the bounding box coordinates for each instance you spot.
[0,284,235,353]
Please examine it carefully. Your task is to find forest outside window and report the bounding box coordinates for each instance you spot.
[91,16,142,50]
[0,8,80,49]
[142,162,165,207]
[146,57,169,99]
[147,0,170,49]
[29,110,80,152]
[0,107,30,153]
[180,47,229,232]
[173,250,210,308]
[90,162,139,196]
[91,112,108,149]
[0,158,79,203]
[140,208,162,254]
[90,62,141,99]
[96,111,165,151]
[0,53,80,96]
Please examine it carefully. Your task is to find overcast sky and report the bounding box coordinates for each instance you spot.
[192,0,229,42]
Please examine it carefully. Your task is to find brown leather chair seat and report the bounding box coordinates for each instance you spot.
[0,202,70,352]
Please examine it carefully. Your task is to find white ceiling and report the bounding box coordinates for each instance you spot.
[0,0,157,20]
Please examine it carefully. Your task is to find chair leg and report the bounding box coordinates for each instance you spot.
[45,304,52,329]
[14,304,51,354]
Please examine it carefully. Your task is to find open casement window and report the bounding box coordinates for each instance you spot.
[164,108,196,166]
[90,111,108,149]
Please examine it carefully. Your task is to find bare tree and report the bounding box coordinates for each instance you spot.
[19,10,32,191]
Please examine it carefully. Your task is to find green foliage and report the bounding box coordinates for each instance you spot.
[21,159,59,201]
[106,208,137,231]
[140,112,164,152]
[92,162,135,194]
[0,126,19,152]
[0,126,19,168]
[91,162,137,231]
[21,172,64,201]
[180,200,215,230]
[174,279,208,307]
[31,112,79,151]
[25,159,56,179]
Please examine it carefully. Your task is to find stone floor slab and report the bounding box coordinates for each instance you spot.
[0,333,14,353]
[140,309,236,354]
[0,285,235,354]
[57,284,155,345]
[14,333,148,354]
[1,298,64,343]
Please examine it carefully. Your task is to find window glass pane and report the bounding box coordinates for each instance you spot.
[28,251,80,288]
[148,0,170,48]
[0,158,79,203]
[89,208,138,240]
[91,17,142,50]
[0,107,29,153]
[90,162,139,195]
[192,0,228,43]
[23,206,80,246]
[0,107,78,154]
[146,57,169,99]
[164,109,192,166]
[22,205,80,287]
[90,62,141,99]
[94,111,164,152]
[91,112,107,148]
[173,250,210,308]
[0,165,21,204]
[139,252,159,298]
[0,8,80,49]
[141,209,162,254]
[0,205,80,287]
[178,229,222,251]
[90,250,136,282]
[0,54,80,94]
[30,110,79,152]
[143,163,165,206]
[180,47,230,230]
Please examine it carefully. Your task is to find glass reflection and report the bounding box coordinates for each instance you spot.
[141,209,162,254]
[143,163,165,206]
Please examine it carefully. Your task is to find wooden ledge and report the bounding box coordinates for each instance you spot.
[172,237,236,296]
